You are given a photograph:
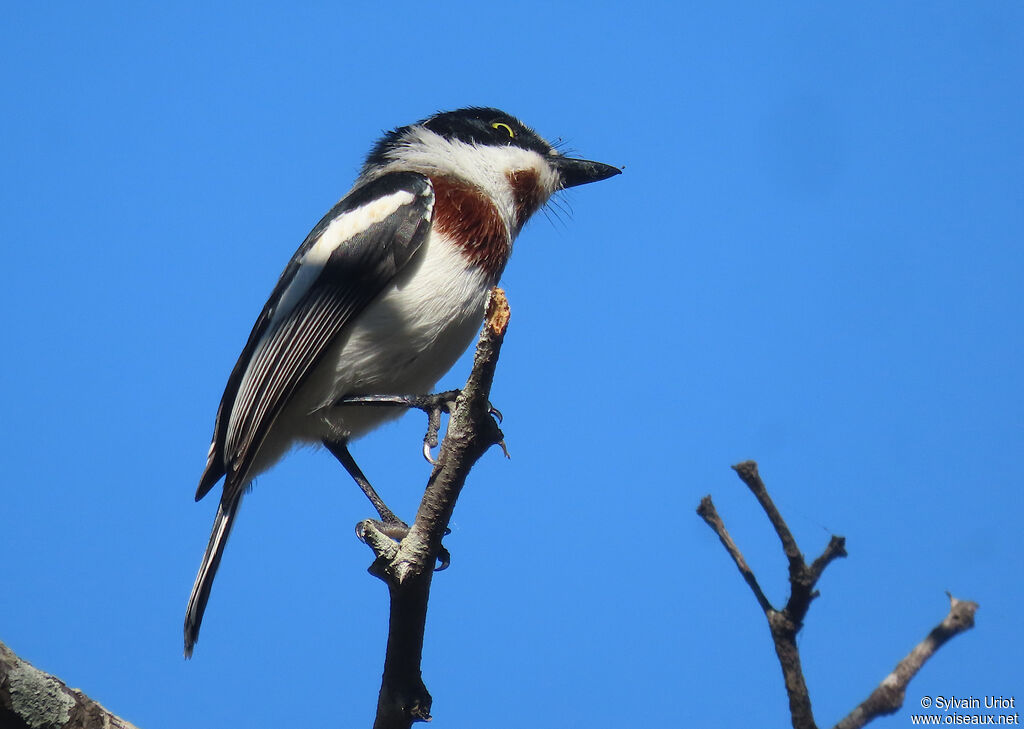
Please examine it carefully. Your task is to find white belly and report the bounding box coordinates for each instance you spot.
[249,231,492,475]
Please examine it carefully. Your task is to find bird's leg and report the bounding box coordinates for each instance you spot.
[323,440,409,540]
[331,392,505,572]
[323,437,452,571]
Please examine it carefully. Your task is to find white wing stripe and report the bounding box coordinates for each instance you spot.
[268,189,418,336]
[304,189,416,266]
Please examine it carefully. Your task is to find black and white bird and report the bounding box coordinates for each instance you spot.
[184,107,619,656]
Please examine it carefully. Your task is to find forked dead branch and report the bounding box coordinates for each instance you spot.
[698,461,978,729]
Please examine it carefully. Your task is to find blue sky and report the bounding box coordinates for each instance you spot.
[2,2,1021,727]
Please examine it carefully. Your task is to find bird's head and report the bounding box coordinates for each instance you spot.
[361,107,620,234]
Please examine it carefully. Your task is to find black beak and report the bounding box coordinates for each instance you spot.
[548,155,622,189]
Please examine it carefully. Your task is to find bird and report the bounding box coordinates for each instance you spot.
[184,106,620,657]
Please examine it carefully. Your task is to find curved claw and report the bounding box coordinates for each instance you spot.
[422,440,438,465]
[488,403,503,423]
[435,545,451,571]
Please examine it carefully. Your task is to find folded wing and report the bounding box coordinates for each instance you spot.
[196,172,435,503]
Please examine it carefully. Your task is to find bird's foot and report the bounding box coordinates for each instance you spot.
[356,518,452,571]
[355,514,409,542]
[338,390,503,464]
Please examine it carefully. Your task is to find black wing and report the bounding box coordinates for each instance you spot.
[196,172,434,502]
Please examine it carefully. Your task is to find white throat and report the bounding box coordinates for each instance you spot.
[368,127,559,231]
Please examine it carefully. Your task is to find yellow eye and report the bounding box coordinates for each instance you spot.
[491,121,515,138]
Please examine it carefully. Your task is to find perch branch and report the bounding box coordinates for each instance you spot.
[365,288,511,729]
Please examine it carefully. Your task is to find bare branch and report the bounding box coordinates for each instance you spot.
[766,608,817,729]
[700,463,832,729]
[732,460,804,573]
[0,640,141,729]
[809,536,848,582]
[701,462,978,729]
[832,594,980,729]
[368,288,511,729]
[697,496,773,614]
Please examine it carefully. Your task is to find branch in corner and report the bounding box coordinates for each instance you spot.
[0,640,141,729]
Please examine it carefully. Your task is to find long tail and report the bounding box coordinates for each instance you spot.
[184,496,239,658]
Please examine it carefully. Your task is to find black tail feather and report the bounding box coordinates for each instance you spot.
[184,496,239,657]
